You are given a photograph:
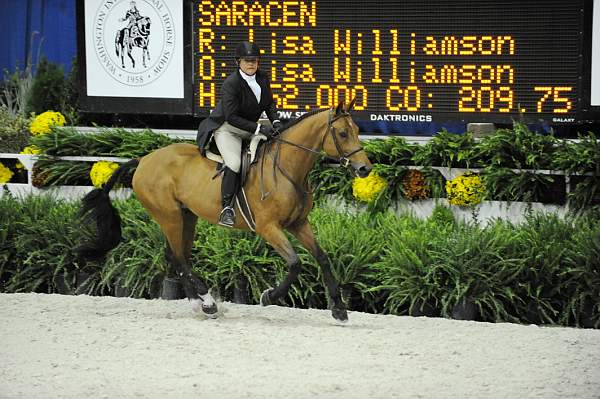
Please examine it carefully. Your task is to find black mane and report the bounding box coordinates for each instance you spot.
[280,108,328,132]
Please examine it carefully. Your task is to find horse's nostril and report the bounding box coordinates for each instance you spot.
[357,165,371,178]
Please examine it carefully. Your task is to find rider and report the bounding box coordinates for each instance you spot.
[120,1,141,31]
[196,41,282,228]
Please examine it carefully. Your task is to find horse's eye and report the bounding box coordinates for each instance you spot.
[339,130,348,139]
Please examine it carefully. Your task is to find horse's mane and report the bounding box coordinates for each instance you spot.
[281,108,328,132]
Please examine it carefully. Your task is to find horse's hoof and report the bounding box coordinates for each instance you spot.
[332,305,348,323]
[192,299,218,319]
[202,303,218,319]
[260,288,274,306]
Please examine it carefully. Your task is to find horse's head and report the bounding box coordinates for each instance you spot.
[322,99,373,178]
[137,17,151,33]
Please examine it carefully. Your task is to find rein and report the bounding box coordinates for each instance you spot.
[259,108,365,200]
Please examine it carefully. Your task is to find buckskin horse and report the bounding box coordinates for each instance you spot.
[78,100,373,323]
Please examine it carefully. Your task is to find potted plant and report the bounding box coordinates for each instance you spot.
[369,217,446,317]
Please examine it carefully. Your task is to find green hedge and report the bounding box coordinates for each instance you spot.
[0,194,598,328]
[1,121,597,210]
[310,125,600,210]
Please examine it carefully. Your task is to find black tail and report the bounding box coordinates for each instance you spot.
[77,159,140,260]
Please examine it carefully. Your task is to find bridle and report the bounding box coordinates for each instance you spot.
[260,108,365,199]
[274,108,365,168]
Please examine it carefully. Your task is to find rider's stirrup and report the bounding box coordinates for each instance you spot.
[218,206,235,227]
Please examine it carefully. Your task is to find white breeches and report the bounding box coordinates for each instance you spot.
[213,122,254,173]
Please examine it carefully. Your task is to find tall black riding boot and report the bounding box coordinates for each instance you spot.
[218,167,239,227]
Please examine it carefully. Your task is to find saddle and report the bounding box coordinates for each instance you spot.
[206,134,269,231]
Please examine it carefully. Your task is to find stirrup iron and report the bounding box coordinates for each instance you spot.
[218,206,235,227]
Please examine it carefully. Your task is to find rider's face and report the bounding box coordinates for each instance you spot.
[239,57,259,75]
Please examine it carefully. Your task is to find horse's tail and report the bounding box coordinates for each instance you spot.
[77,159,139,260]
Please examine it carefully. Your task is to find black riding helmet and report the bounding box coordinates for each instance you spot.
[235,41,261,62]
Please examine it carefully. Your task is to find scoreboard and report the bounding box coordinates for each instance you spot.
[193,0,600,124]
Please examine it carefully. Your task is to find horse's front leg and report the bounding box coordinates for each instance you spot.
[143,45,150,68]
[287,220,347,323]
[141,45,147,68]
[257,223,302,306]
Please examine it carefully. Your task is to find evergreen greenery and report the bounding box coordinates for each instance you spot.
[26,57,66,117]
[0,195,598,329]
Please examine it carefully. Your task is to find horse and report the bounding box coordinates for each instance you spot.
[78,100,373,323]
[115,16,151,69]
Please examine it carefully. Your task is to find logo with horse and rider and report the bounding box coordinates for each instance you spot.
[92,0,175,87]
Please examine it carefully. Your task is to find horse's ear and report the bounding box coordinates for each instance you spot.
[347,97,356,113]
[335,101,344,116]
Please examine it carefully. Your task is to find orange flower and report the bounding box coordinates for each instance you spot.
[401,169,430,200]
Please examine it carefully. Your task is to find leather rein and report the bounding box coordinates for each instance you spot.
[260,108,365,200]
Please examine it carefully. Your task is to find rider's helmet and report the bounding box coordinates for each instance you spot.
[235,41,261,62]
[130,1,136,7]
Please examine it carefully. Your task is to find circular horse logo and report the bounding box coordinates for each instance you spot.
[92,0,175,87]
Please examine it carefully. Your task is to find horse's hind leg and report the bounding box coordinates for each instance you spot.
[257,223,302,306]
[181,208,197,264]
[164,208,195,273]
[146,204,217,317]
[287,219,348,323]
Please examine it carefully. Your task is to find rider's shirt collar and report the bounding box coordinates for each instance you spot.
[239,69,257,80]
[239,69,261,103]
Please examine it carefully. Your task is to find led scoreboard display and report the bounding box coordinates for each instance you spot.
[193,0,598,124]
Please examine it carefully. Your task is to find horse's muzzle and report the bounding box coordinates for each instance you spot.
[354,164,372,178]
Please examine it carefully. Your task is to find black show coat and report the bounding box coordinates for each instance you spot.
[196,69,278,155]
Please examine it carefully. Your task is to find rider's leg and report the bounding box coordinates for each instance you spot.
[218,167,239,226]
[213,123,251,227]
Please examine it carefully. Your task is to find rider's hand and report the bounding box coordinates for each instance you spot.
[259,124,278,138]
[272,120,282,133]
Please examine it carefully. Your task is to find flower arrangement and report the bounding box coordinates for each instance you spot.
[0,162,14,184]
[445,172,486,206]
[31,165,49,188]
[29,111,66,136]
[401,169,430,200]
[352,171,387,203]
[15,145,42,170]
[90,161,119,188]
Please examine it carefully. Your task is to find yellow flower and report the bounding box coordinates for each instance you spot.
[352,171,387,202]
[0,162,14,184]
[90,161,119,188]
[16,145,42,169]
[445,172,486,207]
[29,111,66,136]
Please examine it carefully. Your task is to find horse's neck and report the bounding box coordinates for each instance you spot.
[273,113,327,183]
